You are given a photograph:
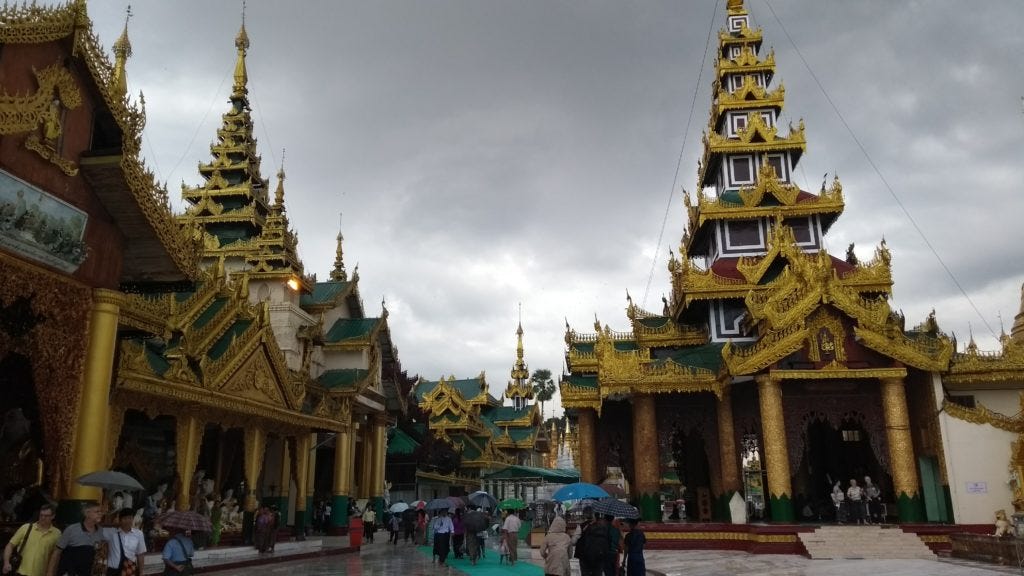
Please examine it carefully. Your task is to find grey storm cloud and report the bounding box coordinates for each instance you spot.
[84,0,1024,406]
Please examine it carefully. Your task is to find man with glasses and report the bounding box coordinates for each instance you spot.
[2,504,61,576]
[47,502,103,576]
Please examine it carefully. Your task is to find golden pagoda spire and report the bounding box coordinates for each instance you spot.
[726,0,748,15]
[274,149,286,208]
[233,4,250,98]
[330,215,348,282]
[1011,283,1024,343]
[110,5,133,99]
[506,305,533,400]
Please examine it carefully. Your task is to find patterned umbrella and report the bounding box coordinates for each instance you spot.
[157,510,212,532]
[591,498,640,519]
[467,491,497,509]
[552,482,610,502]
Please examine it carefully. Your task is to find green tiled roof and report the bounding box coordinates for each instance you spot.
[193,297,227,329]
[141,341,170,376]
[324,317,379,343]
[573,343,594,354]
[662,342,725,372]
[388,428,419,455]
[451,434,483,460]
[300,281,352,307]
[638,316,672,329]
[485,406,532,423]
[451,378,484,401]
[414,379,441,402]
[564,374,598,389]
[208,320,252,360]
[615,340,638,351]
[482,465,579,484]
[318,368,368,390]
[505,427,535,442]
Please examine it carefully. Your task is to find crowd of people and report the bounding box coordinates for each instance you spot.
[830,476,883,524]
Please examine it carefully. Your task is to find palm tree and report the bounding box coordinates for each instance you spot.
[530,368,556,419]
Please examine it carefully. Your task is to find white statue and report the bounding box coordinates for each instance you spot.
[996,509,1014,537]
[133,508,144,530]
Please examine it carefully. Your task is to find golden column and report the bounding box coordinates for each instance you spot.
[277,439,291,519]
[292,434,311,532]
[242,427,266,512]
[717,384,741,494]
[631,394,660,521]
[359,421,374,499]
[881,376,923,521]
[68,289,121,501]
[174,414,204,510]
[331,425,352,530]
[756,375,793,521]
[304,432,317,521]
[577,408,599,483]
[371,415,387,499]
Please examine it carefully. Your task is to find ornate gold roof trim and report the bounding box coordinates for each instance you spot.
[765,366,907,383]
[942,398,1024,433]
[698,119,806,187]
[854,326,952,372]
[722,324,808,375]
[718,24,762,45]
[716,47,775,77]
[0,2,83,45]
[559,381,601,412]
[711,80,785,127]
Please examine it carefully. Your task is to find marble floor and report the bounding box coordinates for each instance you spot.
[204,542,1023,576]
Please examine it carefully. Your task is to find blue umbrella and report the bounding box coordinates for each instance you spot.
[552,482,609,502]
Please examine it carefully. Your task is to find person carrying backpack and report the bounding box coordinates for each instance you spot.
[573,514,608,576]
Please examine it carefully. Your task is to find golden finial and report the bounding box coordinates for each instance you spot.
[330,213,347,281]
[233,2,250,97]
[111,5,133,98]
[726,0,748,15]
[274,148,286,206]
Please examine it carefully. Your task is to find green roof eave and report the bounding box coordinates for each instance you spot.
[324,317,379,343]
[482,465,580,484]
[207,320,252,360]
[318,368,369,390]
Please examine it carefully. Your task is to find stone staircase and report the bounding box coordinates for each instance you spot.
[798,525,936,560]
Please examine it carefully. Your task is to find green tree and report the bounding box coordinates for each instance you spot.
[530,368,556,419]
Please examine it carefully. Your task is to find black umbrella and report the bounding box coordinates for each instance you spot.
[425,498,453,511]
[463,509,489,533]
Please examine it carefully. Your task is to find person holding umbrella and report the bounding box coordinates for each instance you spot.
[432,510,454,566]
[160,528,194,575]
[102,508,146,576]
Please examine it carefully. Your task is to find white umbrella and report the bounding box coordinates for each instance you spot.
[77,470,144,491]
[390,502,410,513]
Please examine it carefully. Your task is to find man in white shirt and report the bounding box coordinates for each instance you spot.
[501,509,522,566]
[432,510,455,566]
[103,508,147,576]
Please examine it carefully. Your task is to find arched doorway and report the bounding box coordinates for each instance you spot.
[670,425,711,521]
[0,353,47,522]
[794,415,887,521]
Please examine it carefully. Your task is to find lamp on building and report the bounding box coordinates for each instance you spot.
[286,276,301,291]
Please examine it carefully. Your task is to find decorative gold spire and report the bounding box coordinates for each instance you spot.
[330,217,347,282]
[1012,283,1024,343]
[110,5,132,99]
[232,7,250,98]
[274,149,286,208]
[726,0,748,15]
[506,306,533,400]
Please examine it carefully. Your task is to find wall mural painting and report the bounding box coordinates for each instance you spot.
[0,169,88,272]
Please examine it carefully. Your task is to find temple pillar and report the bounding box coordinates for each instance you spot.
[717,384,741,521]
[304,433,317,531]
[371,415,387,518]
[756,375,793,522]
[276,440,291,523]
[359,421,373,499]
[881,376,924,521]
[242,426,266,544]
[66,290,120,507]
[577,408,599,484]
[331,426,352,532]
[631,394,660,521]
[174,414,205,511]
[105,403,126,470]
[291,434,310,536]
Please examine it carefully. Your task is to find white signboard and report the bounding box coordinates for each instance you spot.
[965,482,988,494]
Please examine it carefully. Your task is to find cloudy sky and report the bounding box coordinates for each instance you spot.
[85,1,1023,413]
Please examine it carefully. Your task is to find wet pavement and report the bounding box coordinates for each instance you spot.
[203,540,1022,576]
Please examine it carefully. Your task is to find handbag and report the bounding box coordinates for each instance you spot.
[9,523,30,574]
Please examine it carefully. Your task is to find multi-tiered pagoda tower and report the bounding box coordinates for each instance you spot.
[561,0,951,523]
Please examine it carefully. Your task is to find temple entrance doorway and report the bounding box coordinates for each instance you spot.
[794,416,886,522]
[670,426,711,521]
[0,353,46,523]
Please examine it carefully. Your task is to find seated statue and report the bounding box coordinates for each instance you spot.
[995,509,1014,537]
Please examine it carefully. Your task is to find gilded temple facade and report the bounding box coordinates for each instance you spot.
[560,0,954,523]
[0,2,404,534]
[412,323,549,495]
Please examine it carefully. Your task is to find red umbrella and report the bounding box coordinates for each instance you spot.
[410,500,427,510]
[157,510,212,532]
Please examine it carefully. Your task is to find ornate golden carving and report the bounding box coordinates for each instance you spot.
[594,327,721,397]
[805,309,847,363]
[722,324,808,375]
[767,367,907,382]
[717,385,741,492]
[757,376,792,501]
[942,398,1024,433]
[947,337,1024,385]
[0,62,82,134]
[577,408,599,483]
[854,326,952,372]
[632,394,660,494]
[880,377,919,499]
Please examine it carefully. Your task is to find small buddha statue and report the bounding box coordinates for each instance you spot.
[995,509,1014,537]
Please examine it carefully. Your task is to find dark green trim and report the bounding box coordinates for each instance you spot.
[942,485,954,523]
[636,493,660,522]
[714,491,737,522]
[896,492,924,523]
[331,495,350,528]
[768,493,794,522]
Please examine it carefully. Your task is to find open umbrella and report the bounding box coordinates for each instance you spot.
[591,498,640,519]
[446,496,467,510]
[76,471,144,492]
[156,510,212,532]
[552,482,609,502]
[411,500,427,510]
[425,498,452,511]
[389,502,410,513]
[463,509,489,533]
[498,498,525,510]
[467,490,497,509]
